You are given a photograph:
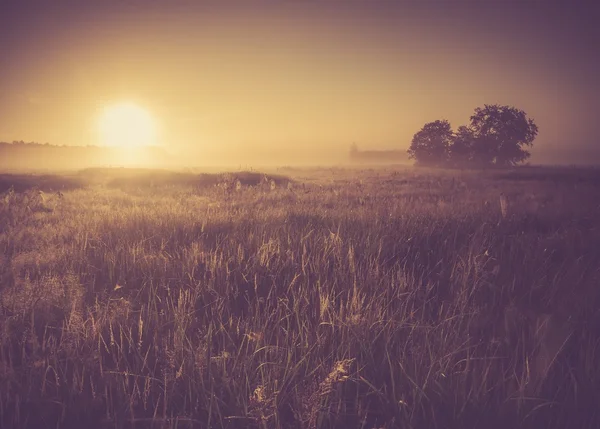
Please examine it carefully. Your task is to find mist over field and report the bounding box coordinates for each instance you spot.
[1,0,600,428]
[0,142,413,172]
[1,2,599,165]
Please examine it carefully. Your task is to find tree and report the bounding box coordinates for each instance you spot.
[449,125,476,167]
[407,120,453,167]
[466,104,538,167]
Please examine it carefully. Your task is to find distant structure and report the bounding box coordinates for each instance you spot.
[349,143,409,164]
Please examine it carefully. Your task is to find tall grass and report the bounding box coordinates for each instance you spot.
[0,168,599,428]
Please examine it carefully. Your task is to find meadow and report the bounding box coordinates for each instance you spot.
[0,166,599,429]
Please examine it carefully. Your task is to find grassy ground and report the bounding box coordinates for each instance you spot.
[0,166,599,429]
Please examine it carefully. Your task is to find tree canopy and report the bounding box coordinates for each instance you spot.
[407,120,454,167]
[407,105,538,168]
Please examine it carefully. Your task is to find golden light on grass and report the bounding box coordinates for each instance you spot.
[97,102,157,148]
[0,168,597,428]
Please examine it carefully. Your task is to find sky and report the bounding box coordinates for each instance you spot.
[0,0,598,165]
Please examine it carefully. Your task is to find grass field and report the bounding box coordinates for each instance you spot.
[1,166,599,429]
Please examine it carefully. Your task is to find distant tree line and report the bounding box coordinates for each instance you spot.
[407,104,538,168]
[1,140,54,146]
[0,141,89,147]
[0,141,172,170]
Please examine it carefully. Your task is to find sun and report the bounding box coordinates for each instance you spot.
[97,102,157,148]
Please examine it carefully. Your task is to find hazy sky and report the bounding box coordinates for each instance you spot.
[0,1,598,164]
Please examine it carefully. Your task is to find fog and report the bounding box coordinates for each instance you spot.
[0,142,367,172]
[0,1,598,166]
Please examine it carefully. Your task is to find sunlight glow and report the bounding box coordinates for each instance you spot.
[97,102,157,148]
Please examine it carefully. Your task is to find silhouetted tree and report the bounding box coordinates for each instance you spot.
[449,125,476,167]
[466,104,538,167]
[407,120,453,167]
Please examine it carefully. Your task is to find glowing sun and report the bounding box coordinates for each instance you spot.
[97,102,157,148]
